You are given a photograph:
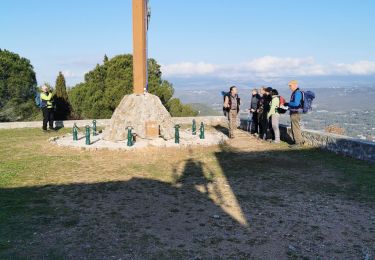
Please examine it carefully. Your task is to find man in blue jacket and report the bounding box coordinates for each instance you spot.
[285,80,304,147]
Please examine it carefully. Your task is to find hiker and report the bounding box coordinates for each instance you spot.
[40,85,55,131]
[223,86,240,138]
[285,80,304,147]
[267,89,281,143]
[258,87,272,140]
[249,88,260,135]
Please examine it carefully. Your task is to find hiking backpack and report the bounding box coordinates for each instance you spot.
[301,90,315,113]
[279,96,286,106]
[35,92,44,108]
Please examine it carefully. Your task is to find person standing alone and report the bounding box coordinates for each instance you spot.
[286,80,304,147]
[224,86,240,138]
[40,85,55,131]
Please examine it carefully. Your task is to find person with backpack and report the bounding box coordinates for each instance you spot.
[267,89,281,143]
[249,88,260,135]
[285,80,304,148]
[223,86,240,138]
[258,87,272,140]
[39,85,55,131]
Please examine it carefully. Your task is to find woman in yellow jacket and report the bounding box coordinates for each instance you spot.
[267,89,280,143]
[40,85,55,131]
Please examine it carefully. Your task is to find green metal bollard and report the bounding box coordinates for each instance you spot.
[175,124,181,144]
[199,122,205,139]
[85,125,91,145]
[127,127,133,147]
[92,120,97,136]
[73,123,78,141]
[192,119,196,135]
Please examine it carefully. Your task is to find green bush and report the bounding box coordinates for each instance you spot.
[69,54,197,119]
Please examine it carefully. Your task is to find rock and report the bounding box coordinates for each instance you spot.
[103,93,175,141]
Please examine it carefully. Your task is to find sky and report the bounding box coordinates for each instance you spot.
[1,0,375,87]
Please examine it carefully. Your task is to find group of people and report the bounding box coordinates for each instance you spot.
[223,80,304,148]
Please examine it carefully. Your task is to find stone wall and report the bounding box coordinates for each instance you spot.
[0,116,227,130]
[239,118,375,164]
[280,124,375,164]
[0,120,111,129]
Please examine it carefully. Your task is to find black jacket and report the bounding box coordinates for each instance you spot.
[250,94,260,111]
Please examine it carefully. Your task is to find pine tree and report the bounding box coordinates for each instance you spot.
[54,72,71,120]
[103,54,109,63]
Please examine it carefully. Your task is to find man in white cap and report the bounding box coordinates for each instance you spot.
[40,85,55,131]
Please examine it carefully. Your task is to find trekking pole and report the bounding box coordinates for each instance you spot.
[199,122,205,139]
[175,124,180,144]
[73,123,78,141]
[92,120,97,136]
[192,119,196,135]
[85,125,91,145]
[127,127,133,147]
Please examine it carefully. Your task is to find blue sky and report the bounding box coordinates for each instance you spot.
[1,0,375,87]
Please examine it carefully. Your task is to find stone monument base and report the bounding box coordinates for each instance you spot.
[103,93,175,141]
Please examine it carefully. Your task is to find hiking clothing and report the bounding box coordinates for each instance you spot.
[291,113,303,145]
[42,107,54,130]
[228,109,238,138]
[250,94,260,111]
[40,92,54,109]
[251,112,259,134]
[288,88,303,114]
[271,114,280,143]
[268,95,280,119]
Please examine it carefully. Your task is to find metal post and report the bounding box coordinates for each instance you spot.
[175,124,180,144]
[73,123,78,141]
[199,122,205,139]
[85,125,91,145]
[92,120,97,136]
[192,119,196,135]
[127,127,133,147]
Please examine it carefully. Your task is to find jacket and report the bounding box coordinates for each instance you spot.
[268,95,280,118]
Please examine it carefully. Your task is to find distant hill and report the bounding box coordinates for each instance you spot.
[189,103,220,116]
[175,86,375,140]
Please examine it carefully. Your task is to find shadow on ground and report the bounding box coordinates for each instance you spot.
[1,145,375,259]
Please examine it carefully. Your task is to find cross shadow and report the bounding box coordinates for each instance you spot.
[1,146,374,259]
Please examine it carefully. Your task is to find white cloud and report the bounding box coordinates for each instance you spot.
[61,70,81,79]
[161,62,216,77]
[335,61,375,75]
[161,56,375,80]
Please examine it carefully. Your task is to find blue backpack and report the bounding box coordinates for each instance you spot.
[35,92,44,108]
[301,90,315,113]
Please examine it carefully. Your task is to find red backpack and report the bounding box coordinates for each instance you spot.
[279,96,286,106]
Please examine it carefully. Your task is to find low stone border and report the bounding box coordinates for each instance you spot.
[49,128,228,151]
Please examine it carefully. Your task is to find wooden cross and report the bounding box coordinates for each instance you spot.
[132,0,149,94]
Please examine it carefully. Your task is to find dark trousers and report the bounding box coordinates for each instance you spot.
[251,112,259,134]
[42,107,54,130]
[258,112,269,140]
